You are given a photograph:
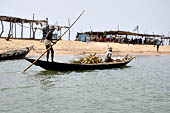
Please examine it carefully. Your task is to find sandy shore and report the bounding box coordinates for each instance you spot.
[0,38,170,56]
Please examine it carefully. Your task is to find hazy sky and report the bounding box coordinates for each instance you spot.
[1,0,170,40]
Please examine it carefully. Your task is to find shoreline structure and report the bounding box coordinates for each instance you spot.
[0,38,170,56]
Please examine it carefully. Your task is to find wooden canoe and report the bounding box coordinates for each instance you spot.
[0,46,33,61]
[25,56,135,71]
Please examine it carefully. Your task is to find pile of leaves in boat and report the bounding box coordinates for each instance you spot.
[113,56,134,62]
[73,53,103,64]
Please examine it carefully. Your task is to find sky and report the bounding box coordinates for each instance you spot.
[1,0,170,40]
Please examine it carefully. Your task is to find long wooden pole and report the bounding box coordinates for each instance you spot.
[23,10,85,72]
[0,20,4,37]
[8,22,12,37]
[6,21,12,40]
[30,22,32,38]
[15,23,16,38]
[21,23,23,38]
[68,18,71,40]
[11,23,13,38]
[32,14,35,39]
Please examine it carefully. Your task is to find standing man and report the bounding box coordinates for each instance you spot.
[156,40,161,52]
[44,26,56,62]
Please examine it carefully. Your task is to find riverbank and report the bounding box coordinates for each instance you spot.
[0,38,170,56]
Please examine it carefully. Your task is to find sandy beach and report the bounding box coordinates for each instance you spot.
[0,38,170,56]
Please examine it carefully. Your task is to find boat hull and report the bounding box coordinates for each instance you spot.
[25,57,134,71]
[0,46,33,61]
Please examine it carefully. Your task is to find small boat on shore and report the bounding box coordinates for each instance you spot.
[25,56,135,71]
[0,46,33,61]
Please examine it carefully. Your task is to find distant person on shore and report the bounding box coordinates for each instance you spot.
[156,40,161,52]
[86,36,90,44]
[44,26,56,62]
[105,47,113,62]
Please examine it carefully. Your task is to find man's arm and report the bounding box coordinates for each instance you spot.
[51,40,56,44]
[45,32,50,40]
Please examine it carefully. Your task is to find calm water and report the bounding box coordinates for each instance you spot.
[0,55,170,113]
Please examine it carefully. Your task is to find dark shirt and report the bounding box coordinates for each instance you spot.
[46,31,53,40]
[43,26,49,33]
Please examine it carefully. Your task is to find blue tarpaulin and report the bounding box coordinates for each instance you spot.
[80,34,88,42]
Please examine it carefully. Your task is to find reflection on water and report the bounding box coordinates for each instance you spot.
[36,70,72,76]
[35,65,131,74]
[0,55,170,113]
[117,65,131,70]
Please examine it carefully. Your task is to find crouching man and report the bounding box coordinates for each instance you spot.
[105,47,113,62]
